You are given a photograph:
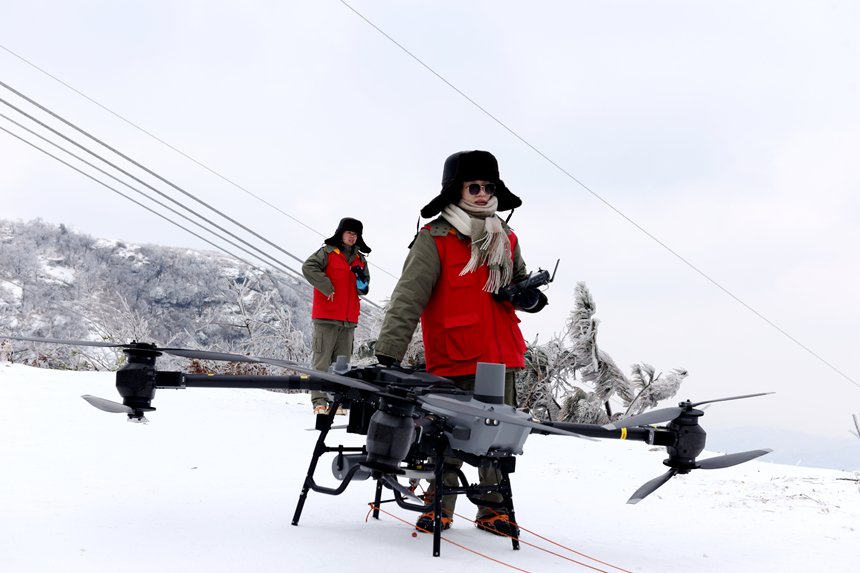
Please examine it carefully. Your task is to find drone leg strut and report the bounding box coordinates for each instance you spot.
[432,452,444,557]
[291,396,341,526]
[372,480,383,520]
[499,462,519,551]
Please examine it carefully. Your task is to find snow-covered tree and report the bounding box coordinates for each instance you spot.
[517,281,687,425]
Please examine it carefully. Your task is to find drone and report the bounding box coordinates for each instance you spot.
[5,335,773,557]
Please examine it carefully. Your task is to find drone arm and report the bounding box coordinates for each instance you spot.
[533,421,675,447]
[157,372,349,393]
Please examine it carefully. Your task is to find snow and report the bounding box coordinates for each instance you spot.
[1,362,857,573]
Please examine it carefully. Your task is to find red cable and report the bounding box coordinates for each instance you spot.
[462,508,634,573]
[369,505,532,573]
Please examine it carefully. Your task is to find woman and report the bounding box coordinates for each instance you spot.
[375,150,545,535]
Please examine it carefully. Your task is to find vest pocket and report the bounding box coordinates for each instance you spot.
[443,313,482,361]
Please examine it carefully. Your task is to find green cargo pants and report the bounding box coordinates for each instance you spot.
[310,320,356,408]
[423,370,517,519]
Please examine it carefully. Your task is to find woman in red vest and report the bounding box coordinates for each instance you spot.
[302,217,370,414]
[375,150,547,536]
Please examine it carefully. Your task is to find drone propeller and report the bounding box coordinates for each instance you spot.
[5,335,127,348]
[696,448,773,470]
[627,448,773,504]
[81,395,151,423]
[380,474,423,504]
[419,394,594,440]
[5,335,261,361]
[627,468,678,504]
[251,357,379,393]
[82,394,133,414]
[5,335,379,393]
[603,392,775,430]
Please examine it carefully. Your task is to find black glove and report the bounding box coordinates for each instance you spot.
[376,354,396,367]
[350,265,368,283]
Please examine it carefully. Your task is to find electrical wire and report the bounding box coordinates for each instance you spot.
[0,81,383,310]
[0,44,401,282]
[339,0,857,389]
[0,122,314,304]
[0,83,310,272]
[0,111,305,283]
[0,104,381,310]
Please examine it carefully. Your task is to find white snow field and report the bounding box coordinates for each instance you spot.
[1,362,857,572]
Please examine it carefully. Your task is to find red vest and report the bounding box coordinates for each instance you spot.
[421,229,527,377]
[312,249,364,323]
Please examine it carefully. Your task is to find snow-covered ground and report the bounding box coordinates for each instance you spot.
[1,362,857,572]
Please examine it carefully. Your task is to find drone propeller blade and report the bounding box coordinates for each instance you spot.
[604,392,776,431]
[697,448,773,470]
[380,475,423,504]
[627,468,678,504]
[689,392,775,409]
[602,407,684,430]
[158,347,263,363]
[254,357,380,393]
[5,335,125,348]
[420,394,595,440]
[81,394,133,414]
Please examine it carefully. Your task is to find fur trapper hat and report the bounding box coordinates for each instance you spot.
[324,217,371,254]
[420,150,522,219]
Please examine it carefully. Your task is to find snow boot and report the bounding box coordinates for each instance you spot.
[415,512,452,533]
[475,513,517,537]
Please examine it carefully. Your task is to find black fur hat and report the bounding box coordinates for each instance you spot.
[324,217,371,254]
[420,150,522,219]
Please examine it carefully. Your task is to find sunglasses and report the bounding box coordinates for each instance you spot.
[466,183,496,196]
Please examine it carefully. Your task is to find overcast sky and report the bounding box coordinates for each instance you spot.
[1,1,858,438]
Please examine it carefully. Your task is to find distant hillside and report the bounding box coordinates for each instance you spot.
[0,218,377,369]
[706,426,860,471]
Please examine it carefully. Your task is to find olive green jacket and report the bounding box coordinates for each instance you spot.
[374,216,527,362]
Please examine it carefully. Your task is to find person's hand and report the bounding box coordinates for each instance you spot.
[326,291,335,302]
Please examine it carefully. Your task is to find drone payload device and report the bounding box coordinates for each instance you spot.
[5,335,773,557]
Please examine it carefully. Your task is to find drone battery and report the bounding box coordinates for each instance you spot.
[331,454,371,481]
[474,362,505,404]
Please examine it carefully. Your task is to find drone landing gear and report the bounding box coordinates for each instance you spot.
[292,396,366,526]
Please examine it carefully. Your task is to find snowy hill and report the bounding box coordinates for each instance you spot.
[707,426,860,472]
[0,219,376,367]
[1,362,857,573]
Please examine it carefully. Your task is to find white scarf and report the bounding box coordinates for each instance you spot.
[441,196,512,293]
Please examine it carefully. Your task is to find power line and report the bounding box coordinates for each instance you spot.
[0,122,315,304]
[0,90,327,287]
[0,81,314,273]
[0,43,401,282]
[0,110,305,283]
[0,98,381,310]
[0,44,324,239]
[339,0,857,389]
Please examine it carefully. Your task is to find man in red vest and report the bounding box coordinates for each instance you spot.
[302,217,371,415]
[375,150,546,536]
